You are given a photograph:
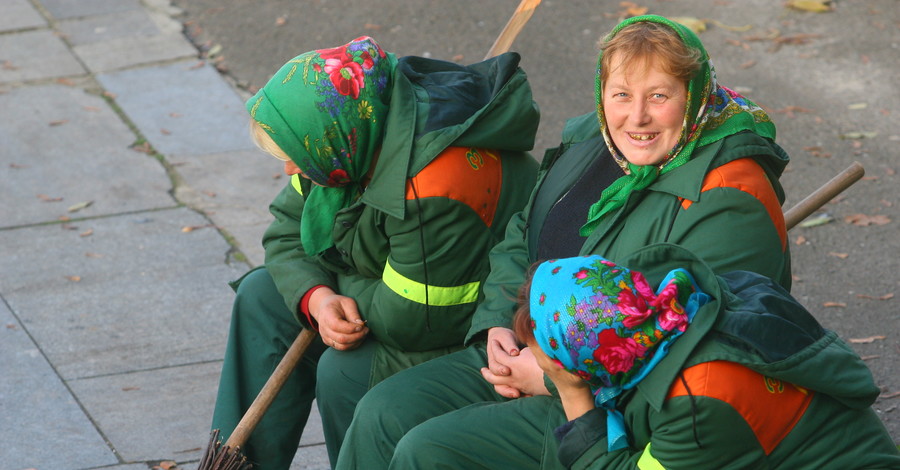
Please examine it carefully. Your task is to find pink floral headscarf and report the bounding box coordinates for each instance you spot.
[529,254,709,450]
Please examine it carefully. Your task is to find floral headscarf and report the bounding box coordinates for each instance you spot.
[529,254,709,451]
[581,15,776,235]
[247,36,397,255]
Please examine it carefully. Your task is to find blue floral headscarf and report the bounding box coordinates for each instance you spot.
[247,36,398,255]
[529,254,709,451]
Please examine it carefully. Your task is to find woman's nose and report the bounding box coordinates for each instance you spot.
[629,101,651,126]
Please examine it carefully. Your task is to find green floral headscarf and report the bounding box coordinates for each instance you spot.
[581,15,775,235]
[247,36,398,255]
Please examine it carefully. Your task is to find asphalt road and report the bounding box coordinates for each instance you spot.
[169,0,900,441]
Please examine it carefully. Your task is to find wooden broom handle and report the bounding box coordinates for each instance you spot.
[224,327,317,449]
[484,0,543,60]
[784,162,865,231]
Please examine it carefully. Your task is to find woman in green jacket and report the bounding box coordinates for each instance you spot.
[209,36,539,469]
[520,245,900,469]
[336,16,795,470]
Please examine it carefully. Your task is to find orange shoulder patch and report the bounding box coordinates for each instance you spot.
[681,158,787,249]
[667,360,813,455]
[405,147,502,227]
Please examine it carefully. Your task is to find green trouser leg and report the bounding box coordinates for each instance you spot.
[316,338,376,467]
[390,395,565,470]
[335,344,503,469]
[210,267,327,470]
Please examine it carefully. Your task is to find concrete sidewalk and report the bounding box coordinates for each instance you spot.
[0,0,327,468]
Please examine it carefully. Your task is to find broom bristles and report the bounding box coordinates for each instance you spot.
[197,429,253,470]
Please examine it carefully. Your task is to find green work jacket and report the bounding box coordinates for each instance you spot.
[467,112,791,343]
[557,243,900,470]
[263,52,539,385]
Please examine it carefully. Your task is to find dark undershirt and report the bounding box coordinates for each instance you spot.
[537,154,624,260]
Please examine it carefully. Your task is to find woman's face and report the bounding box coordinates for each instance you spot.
[602,55,688,167]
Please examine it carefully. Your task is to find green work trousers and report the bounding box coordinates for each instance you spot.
[335,344,566,470]
[210,267,375,469]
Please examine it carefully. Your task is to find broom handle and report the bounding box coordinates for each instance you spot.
[484,0,543,60]
[220,2,544,450]
[784,161,865,231]
[224,327,317,449]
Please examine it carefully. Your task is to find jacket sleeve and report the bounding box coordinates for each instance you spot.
[564,397,768,470]
[262,176,337,324]
[464,209,530,343]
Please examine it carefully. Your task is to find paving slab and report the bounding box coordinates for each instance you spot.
[69,360,221,464]
[0,84,175,229]
[0,208,247,380]
[97,61,255,157]
[39,0,142,20]
[0,0,47,32]
[172,148,286,267]
[0,29,85,83]
[0,301,118,469]
[61,8,197,73]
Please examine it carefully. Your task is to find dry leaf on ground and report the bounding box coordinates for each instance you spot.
[786,0,834,13]
[849,335,886,344]
[822,301,846,308]
[844,214,891,226]
[857,293,895,301]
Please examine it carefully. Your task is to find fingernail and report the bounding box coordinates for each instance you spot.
[510,349,518,355]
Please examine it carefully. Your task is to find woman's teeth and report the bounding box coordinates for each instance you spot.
[629,133,654,141]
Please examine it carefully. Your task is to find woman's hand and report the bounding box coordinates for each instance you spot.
[482,328,550,398]
[309,287,369,351]
[533,346,595,420]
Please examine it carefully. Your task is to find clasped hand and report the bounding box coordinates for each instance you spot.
[309,287,369,351]
[480,327,549,398]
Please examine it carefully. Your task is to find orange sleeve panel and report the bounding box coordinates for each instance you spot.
[681,158,787,249]
[666,360,814,455]
[405,147,502,227]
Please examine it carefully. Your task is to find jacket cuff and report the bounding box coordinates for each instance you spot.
[555,407,607,468]
[299,285,326,331]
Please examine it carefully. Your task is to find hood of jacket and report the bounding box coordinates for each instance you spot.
[362,52,540,219]
[619,244,880,413]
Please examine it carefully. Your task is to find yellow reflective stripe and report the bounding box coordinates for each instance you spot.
[382,259,480,306]
[290,173,304,196]
[637,443,665,470]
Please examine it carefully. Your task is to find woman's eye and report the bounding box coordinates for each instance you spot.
[649,93,667,102]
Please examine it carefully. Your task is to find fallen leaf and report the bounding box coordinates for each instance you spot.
[83,105,101,112]
[79,229,94,237]
[707,19,754,32]
[55,77,76,86]
[103,90,117,99]
[206,44,223,59]
[6,324,17,330]
[122,386,140,392]
[182,224,215,232]
[794,235,807,245]
[169,112,183,118]
[203,190,217,197]
[61,223,78,231]
[739,60,756,69]
[839,131,878,140]
[452,54,465,62]
[85,252,104,258]
[161,128,171,135]
[153,461,178,470]
[131,141,153,154]
[37,194,63,202]
[847,102,868,110]
[802,146,832,158]
[189,61,205,69]
[881,391,900,399]
[2,60,19,70]
[68,200,93,213]
[364,23,382,31]
[9,162,28,169]
[275,16,287,26]
[49,119,69,126]
[621,1,649,17]
[857,293,894,301]
[669,17,707,33]
[785,0,833,13]
[828,252,849,259]
[860,355,880,361]
[849,335,886,344]
[771,105,812,118]
[65,275,82,282]
[822,301,846,308]
[844,214,891,226]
